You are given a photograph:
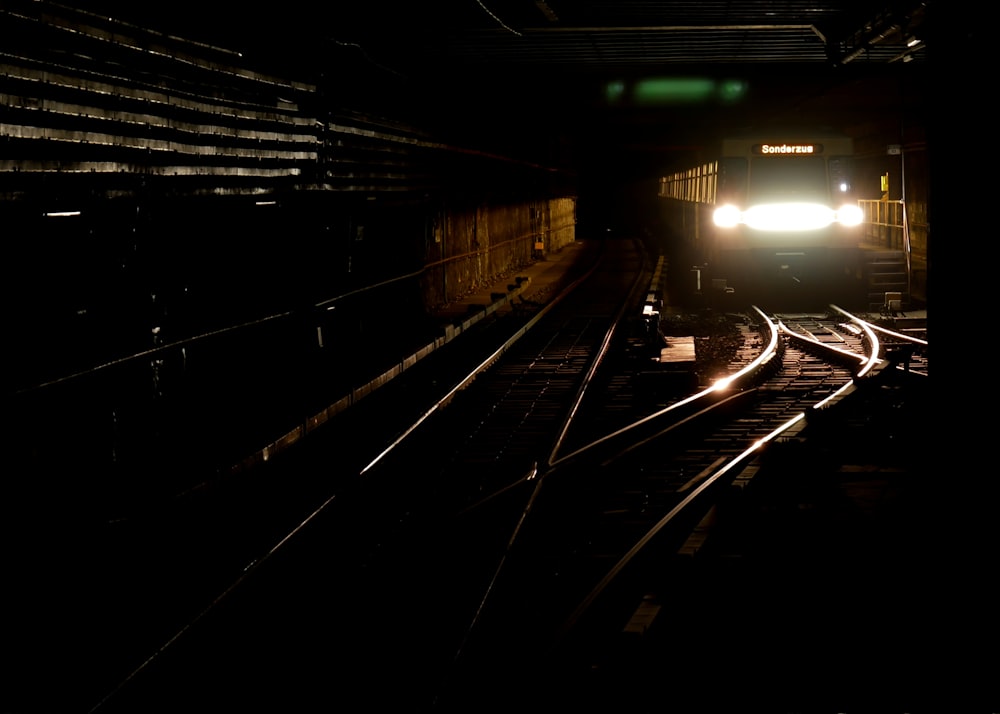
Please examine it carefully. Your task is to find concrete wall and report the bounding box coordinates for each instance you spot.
[2,3,580,376]
[2,5,581,492]
[0,3,320,197]
[420,197,577,310]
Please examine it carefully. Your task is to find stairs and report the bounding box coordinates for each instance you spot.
[865,249,909,312]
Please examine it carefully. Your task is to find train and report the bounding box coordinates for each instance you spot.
[658,132,865,303]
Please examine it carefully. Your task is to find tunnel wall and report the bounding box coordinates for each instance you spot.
[3,0,578,389]
[420,197,577,310]
[3,2,579,506]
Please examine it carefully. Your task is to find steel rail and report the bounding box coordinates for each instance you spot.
[90,243,611,713]
[830,304,927,347]
[549,304,779,471]
[550,307,876,646]
[443,239,651,685]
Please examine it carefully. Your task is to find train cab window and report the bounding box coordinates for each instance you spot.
[717,158,747,204]
[828,156,853,195]
[748,156,827,202]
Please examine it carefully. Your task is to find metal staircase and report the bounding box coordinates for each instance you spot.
[865,249,909,312]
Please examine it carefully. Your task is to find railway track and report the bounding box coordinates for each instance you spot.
[777,305,928,378]
[66,243,930,712]
[428,307,880,708]
[79,238,644,711]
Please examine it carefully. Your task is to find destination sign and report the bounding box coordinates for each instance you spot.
[753,143,823,155]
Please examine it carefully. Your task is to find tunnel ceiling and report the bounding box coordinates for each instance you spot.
[23,1,942,179]
[77,1,933,75]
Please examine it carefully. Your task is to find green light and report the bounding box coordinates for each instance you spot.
[717,79,748,103]
[603,77,749,106]
[605,80,627,104]
[633,78,715,104]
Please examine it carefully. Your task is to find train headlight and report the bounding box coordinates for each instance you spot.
[712,204,742,228]
[743,202,833,231]
[837,203,864,227]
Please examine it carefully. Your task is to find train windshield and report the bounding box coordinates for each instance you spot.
[747,156,828,203]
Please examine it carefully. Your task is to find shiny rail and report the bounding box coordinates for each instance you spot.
[440,305,886,708]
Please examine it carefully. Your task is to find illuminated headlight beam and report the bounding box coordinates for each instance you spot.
[743,203,834,231]
[713,202,864,231]
[837,203,864,227]
[712,204,742,228]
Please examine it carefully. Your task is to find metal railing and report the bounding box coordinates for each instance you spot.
[857,198,932,306]
[858,199,907,251]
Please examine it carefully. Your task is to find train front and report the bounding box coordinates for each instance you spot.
[710,139,863,304]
